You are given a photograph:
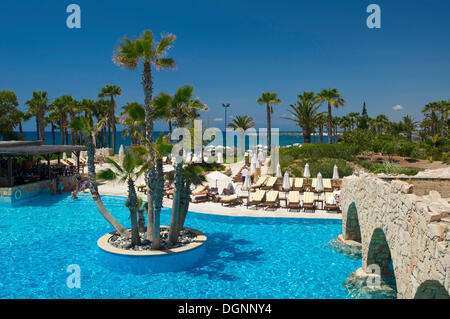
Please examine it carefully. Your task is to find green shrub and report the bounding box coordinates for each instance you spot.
[280,144,356,163]
[366,161,418,176]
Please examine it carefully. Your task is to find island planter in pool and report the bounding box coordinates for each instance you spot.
[97,226,207,274]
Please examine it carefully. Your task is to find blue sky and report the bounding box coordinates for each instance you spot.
[1,0,449,131]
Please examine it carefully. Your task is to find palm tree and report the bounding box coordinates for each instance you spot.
[25,91,49,141]
[121,102,145,145]
[347,112,360,131]
[114,29,176,246]
[422,102,439,136]
[317,89,346,144]
[166,164,206,233]
[435,100,450,137]
[70,115,127,237]
[153,85,207,244]
[314,112,328,143]
[97,151,144,246]
[133,133,173,249]
[374,114,389,135]
[256,92,282,152]
[402,115,418,141]
[228,115,256,131]
[51,95,78,145]
[98,85,122,152]
[282,92,320,144]
[10,109,25,138]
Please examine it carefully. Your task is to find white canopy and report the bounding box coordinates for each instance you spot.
[316,172,324,192]
[250,161,257,175]
[118,145,125,163]
[282,171,290,190]
[243,175,252,191]
[303,163,311,178]
[332,165,339,179]
[206,171,230,188]
[62,152,67,159]
[276,163,283,178]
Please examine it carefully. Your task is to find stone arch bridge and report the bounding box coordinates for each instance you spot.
[340,173,449,299]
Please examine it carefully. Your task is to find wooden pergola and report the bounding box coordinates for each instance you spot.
[0,140,86,187]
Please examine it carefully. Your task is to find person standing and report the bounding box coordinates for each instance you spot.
[241,166,249,183]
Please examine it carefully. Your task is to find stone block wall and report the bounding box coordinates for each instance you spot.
[341,172,449,299]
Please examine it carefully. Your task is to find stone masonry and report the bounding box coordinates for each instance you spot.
[341,172,449,299]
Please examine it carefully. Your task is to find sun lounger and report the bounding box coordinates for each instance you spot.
[251,176,268,189]
[220,194,241,206]
[60,159,72,167]
[247,190,266,209]
[287,191,301,211]
[301,191,315,211]
[191,185,210,203]
[323,179,332,191]
[262,176,277,190]
[293,178,303,191]
[324,192,341,212]
[289,178,294,190]
[262,190,280,210]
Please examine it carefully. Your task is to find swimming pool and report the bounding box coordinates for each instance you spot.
[0,194,361,299]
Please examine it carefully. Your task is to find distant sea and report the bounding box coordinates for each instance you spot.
[18,131,334,154]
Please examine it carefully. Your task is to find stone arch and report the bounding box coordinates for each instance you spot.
[344,202,361,242]
[414,280,449,299]
[366,228,395,278]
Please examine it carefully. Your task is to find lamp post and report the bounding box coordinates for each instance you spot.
[222,103,230,147]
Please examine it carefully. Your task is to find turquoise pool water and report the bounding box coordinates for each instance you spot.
[0,194,361,299]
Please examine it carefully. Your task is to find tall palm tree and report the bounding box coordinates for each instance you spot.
[402,115,417,141]
[374,114,389,135]
[347,112,360,131]
[98,85,122,152]
[422,102,439,136]
[97,151,144,246]
[153,85,207,244]
[256,92,282,152]
[133,133,173,249]
[435,100,450,137]
[121,102,145,145]
[317,88,346,144]
[70,116,127,237]
[314,112,328,143]
[113,29,176,245]
[10,109,25,138]
[282,92,320,144]
[228,115,256,131]
[25,91,49,141]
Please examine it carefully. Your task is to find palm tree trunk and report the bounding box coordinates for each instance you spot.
[111,96,117,154]
[108,124,111,149]
[151,159,164,249]
[36,117,40,140]
[39,108,46,142]
[303,125,311,144]
[267,103,272,152]
[51,123,55,145]
[178,182,191,231]
[319,125,323,143]
[86,133,127,236]
[127,178,141,246]
[60,117,64,145]
[169,162,183,244]
[327,102,332,144]
[142,60,157,243]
